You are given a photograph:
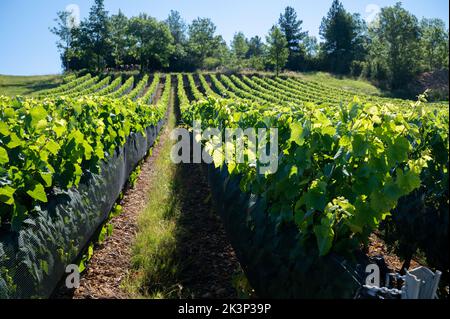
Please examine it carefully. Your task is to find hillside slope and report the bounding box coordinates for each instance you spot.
[0,74,62,97]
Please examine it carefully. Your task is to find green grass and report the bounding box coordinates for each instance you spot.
[0,74,63,97]
[294,71,383,96]
[123,89,183,299]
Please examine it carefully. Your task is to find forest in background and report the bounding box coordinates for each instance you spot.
[51,0,449,96]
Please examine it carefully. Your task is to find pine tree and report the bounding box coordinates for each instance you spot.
[84,0,111,72]
[279,6,307,53]
[279,6,307,70]
[319,0,365,74]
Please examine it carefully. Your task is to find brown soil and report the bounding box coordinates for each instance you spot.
[170,161,240,299]
[368,233,420,272]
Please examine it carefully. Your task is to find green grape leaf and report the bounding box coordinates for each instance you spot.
[40,172,53,188]
[73,163,83,186]
[397,169,421,194]
[6,133,22,149]
[389,136,410,163]
[0,186,15,205]
[212,149,224,168]
[53,124,66,138]
[29,105,48,126]
[26,182,48,203]
[45,140,61,156]
[3,108,15,118]
[314,224,334,256]
[0,147,9,164]
[83,141,94,160]
[289,122,304,146]
[0,122,10,136]
[302,180,327,212]
[352,134,368,157]
[321,126,336,136]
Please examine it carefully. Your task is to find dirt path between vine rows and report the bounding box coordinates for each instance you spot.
[70,133,169,299]
[53,84,165,299]
[169,160,241,299]
[54,82,244,299]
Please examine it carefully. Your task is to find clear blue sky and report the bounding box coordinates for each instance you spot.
[0,0,448,75]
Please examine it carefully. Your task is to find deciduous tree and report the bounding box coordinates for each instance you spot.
[420,18,449,71]
[109,10,130,68]
[266,26,289,76]
[187,18,221,68]
[371,2,421,89]
[231,32,249,68]
[128,14,174,71]
[50,10,77,71]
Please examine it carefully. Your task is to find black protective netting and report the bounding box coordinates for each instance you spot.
[206,162,367,298]
[0,121,163,299]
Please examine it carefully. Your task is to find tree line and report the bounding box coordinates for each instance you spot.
[52,0,449,91]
